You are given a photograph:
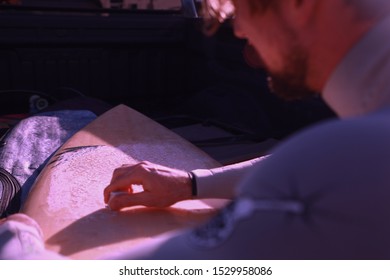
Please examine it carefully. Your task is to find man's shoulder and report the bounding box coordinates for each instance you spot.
[275,110,390,154]
[238,110,390,201]
[239,110,390,190]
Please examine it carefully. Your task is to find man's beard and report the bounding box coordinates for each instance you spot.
[267,70,318,101]
[244,43,319,101]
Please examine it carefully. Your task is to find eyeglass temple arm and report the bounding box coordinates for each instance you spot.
[181,0,198,17]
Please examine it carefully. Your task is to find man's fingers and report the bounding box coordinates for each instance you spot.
[107,192,169,210]
[104,173,146,203]
[104,184,133,204]
[107,192,148,210]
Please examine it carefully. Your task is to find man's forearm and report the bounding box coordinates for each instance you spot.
[191,156,269,199]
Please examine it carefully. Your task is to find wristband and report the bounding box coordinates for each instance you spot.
[188,171,197,197]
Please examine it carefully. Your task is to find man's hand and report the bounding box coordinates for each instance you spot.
[103,161,193,210]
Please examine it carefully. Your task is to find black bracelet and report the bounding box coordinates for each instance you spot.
[188,171,197,197]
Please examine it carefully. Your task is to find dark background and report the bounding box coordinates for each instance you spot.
[0,1,336,162]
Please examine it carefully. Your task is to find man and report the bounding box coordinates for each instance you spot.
[102,0,390,259]
[3,0,390,259]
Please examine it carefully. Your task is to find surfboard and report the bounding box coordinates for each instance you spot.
[21,104,224,259]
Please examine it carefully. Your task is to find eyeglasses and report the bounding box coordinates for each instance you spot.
[202,0,235,35]
[203,0,235,23]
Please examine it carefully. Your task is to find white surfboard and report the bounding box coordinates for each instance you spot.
[21,105,223,259]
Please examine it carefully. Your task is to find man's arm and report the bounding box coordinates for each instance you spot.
[192,156,267,199]
[104,156,268,210]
